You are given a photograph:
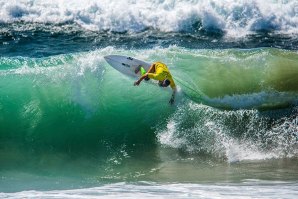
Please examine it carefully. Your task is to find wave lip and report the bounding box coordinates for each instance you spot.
[0,0,298,36]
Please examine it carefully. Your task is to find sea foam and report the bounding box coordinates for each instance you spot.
[157,102,298,162]
[0,0,297,36]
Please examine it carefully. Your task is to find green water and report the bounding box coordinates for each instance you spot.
[0,47,297,192]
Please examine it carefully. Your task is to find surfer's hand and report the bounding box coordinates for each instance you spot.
[134,80,140,86]
[169,97,175,105]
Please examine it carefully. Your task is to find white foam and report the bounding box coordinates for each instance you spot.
[0,0,297,36]
[2,182,298,199]
[157,101,298,162]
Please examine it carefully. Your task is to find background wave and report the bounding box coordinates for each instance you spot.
[1,0,298,36]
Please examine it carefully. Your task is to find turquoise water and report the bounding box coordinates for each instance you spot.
[0,0,298,198]
[1,47,297,197]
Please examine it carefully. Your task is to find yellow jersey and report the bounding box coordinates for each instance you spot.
[147,62,176,89]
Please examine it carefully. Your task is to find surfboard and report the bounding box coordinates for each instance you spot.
[104,55,152,78]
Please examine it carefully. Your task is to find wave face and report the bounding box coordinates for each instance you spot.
[1,0,298,36]
[0,47,297,166]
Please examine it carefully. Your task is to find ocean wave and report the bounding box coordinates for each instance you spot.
[0,0,298,36]
[0,47,297,171]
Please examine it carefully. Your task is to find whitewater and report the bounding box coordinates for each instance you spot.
[1,0,298,35]
[0,0,298,198]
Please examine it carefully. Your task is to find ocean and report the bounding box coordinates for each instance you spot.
[0,0,298,198]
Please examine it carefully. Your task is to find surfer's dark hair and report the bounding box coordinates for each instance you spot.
[163,79,170,87]
[158,79,171,87]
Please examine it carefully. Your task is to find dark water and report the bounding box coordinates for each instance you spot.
[0,0,298,198]
[1,23,298,58]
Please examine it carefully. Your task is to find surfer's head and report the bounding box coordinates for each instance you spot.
[159,79,171,87]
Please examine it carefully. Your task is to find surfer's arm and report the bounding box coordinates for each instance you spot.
[169,79,177,105]
[169,87,177,105]
[147,63,156,73]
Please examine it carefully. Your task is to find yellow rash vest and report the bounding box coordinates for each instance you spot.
[147,62,176,89]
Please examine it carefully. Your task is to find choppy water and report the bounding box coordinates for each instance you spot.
[0,0,298,198]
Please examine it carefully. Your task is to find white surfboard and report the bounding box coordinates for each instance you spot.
[104,55,152,78]
[104,54,176,101]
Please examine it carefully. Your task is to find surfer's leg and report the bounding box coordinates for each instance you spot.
[144,64,156,81]
[147,64,156,73]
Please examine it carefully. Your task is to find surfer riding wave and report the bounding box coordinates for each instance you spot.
[134,62,177,105]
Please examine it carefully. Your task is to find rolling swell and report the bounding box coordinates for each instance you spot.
[1,22,297,58]
[0,47,297,171]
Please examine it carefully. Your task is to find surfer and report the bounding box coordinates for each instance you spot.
[134,62,177,105]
